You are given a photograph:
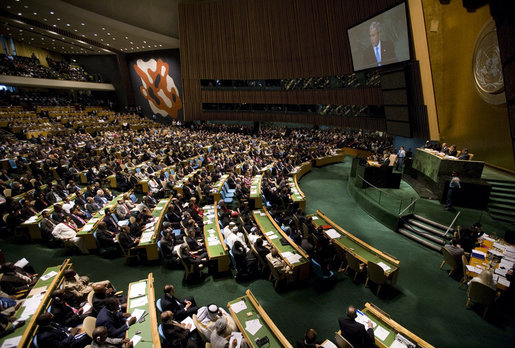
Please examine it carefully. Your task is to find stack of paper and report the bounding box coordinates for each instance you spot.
[245,319,262,335]
[230,300,247,313]
[325,229,341,239]
[377,262,391,272]
[374,326,390,341]
[129,282,146,298]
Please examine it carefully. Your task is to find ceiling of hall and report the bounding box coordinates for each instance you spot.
[0,0,180,55]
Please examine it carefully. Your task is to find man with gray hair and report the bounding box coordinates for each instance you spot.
[363,21,397,68]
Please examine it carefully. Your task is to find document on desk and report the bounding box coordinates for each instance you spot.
[129,282,146,298]
[81,223,94,232]
[19,292,45,320]
[377,262,391,272]
[181,316,196,332]
[229,332,243,348]
[374,325,390,341]
[268,234,278,240]
[131,335,142,347]
[321,340,338,348]
[498,276,511,288]
[325,229,341,239]
[40,270,58,281]
[131,308,145,322]
[208,240,221,246]
[0,336,21,348]
[466,265,482,274]
[245,318,262,335]
[230,300,247,313]
[130,296,148,308]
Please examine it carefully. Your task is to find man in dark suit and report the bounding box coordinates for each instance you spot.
[338,306,375,348]
[160,284,198,322]
[35,312,91,348]
[297,328,322,348]
[160,310,195,348]
[96,297,136,338]
[362,21,397,68]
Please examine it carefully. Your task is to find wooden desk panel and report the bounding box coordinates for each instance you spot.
[312,210,400,284]
[228,289,293,348]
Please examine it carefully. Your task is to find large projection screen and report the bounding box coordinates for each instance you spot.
[348,3,410,72]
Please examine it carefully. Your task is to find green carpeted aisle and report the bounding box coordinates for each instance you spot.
[2,160,514,347]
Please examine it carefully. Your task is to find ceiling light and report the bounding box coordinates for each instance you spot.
[81,34,85,37]
[130,41,133,44]
[43,18,47,21]
[159,44,162,47]
[107,33,110,35]
[52,24,56,27]
[33,12,37,15]
[143,41,147,43]
[106,43,110,46]
[74,29,77,32]
[81,23,85,26]
[17,12,22,16]
[66,23,70,26]
[6,5,10,9]
[112,38,115,40]
[125,36,128,39]
[30,27,33,30]
[93,33,97,36]
[50,11,54,15]
[100,39,103,41]
[24,5,28,9]
[101,27,105,30]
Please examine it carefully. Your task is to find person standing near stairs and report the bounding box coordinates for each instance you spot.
[445,171,461,210]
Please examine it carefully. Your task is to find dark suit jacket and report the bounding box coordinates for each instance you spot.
[160,294,188,321]
[37,323,89,348]
[338,317,375,348]
[50,301,82,327]
[362,40,397,68]
[161,321,190,348]
[0,273,29,294]
[96,307,128,338]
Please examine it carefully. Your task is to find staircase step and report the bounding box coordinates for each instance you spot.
[412,214,453,232]
[488,202,515,210]
[402,224,448,245]
[488,196,515,205]
[489,191,515,199]
[491,186,515,194]
[397,228,442,252]
[488,207,515,217]
[406,219,450,239]
[488,212,515,223]
[486,179,515,186]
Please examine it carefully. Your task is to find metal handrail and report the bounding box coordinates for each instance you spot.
[444,211,461,238]
[398,198,419,217]
[356,175,407,201]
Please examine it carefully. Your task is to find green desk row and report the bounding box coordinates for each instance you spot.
[227,289,293,348]
[249,174,263,208]
[252,208,310,281]
[126,273,161,348]
[202,204,230,272]
[137,197,171,261]
[0,259,72,348]
[311,210,400,284]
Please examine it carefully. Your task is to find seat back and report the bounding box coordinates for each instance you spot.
[83,316,96,338]
[292,214,300,230]
[346,252,362,273]
[468,281,496,306]
[265,255,284,282]
[156,298,163,312]
[158,324,167,342]
[334,331,354,348]
[311,259,325,278]
[367,261,386,285]
[461,254,468,277]
[441,247,458,270]
[301,223,309,239]
[250,244,267,272]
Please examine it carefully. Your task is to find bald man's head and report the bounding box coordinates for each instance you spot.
[347,305,357,319]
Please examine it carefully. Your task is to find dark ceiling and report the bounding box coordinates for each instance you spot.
[0,0,180,55]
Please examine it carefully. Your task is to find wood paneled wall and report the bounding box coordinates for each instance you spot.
[179,0,403,128]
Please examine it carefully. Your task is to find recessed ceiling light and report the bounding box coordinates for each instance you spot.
[136,46,139,49]
[24,5,28,9]
[53,24,56,27]
[43,18,47,21]
[66,23,70,26]
[74,29,77,32]
[30,27,33,30]
[143,41,147,43]
[19,29,22,32]
[57,18,61,21]
[50,11,54,15]
[112,38,115,40]
[81,34,85,37]
[101,27,105,30]
[107,33,110,35]
[6,5,11,9]
[81,23,85,26]
[159,44,162,47]
[33,12,37,15]
[17,12,22,16]
[130,41,133,44]
[125,36,128,39]
[106,43,110,46]
[100,39,104,41]
[93,33,97,36]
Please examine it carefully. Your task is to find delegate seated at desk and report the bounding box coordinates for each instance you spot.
[338,306,375,348]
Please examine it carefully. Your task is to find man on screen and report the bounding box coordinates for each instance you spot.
[362,21,397,68]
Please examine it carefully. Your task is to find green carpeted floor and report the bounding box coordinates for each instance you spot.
[2,160,514,347]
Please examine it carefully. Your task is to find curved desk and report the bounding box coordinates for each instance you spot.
[203,204,230,272]
[228,289,293,348]
[311,210,400,284]
[252,208,310,281]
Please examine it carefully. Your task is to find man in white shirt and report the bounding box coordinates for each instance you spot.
[52,218,89,254]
